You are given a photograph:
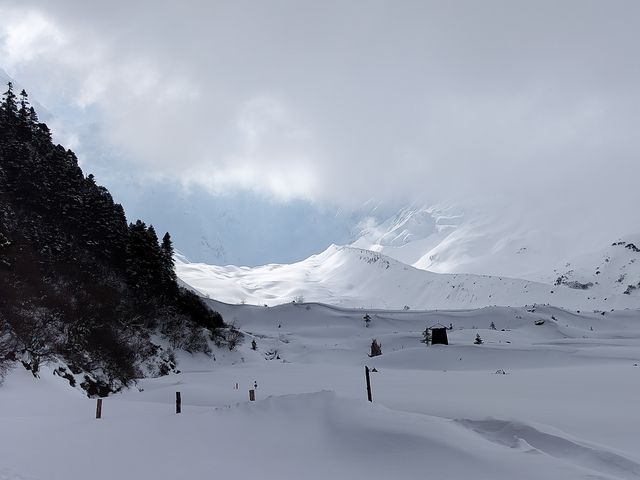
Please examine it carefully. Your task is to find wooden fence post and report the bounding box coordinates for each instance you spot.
[365,366,372,402]
[249,389,255,401]
[96,398,102,419]
[176,391,182,414]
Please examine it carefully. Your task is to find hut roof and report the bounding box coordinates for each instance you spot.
[429,323,447,329]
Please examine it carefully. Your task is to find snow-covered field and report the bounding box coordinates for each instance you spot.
[2,301,640,480]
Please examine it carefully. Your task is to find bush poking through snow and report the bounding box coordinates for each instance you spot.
[474,334,483,345]
[53,366,77,387]
[0,321,14,382]
[369,339,382,357]
[224,327,245,351]
[421,328,431,345]
[265,349,279,360]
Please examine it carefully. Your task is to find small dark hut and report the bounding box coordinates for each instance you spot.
[430,323,449,345]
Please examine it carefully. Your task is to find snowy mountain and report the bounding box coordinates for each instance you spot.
[351,204,640,286]
[176,244,640,310]
[540,238,640,297]
[350,204,566,279]
[351,204,463,268]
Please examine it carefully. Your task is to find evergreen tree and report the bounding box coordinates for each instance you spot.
[474,333,483,345]
[160,232,177,291]
[1,82,17,118]
[421,328,431,345]
[126,220,161,293]
[18,90,29,122]
[28,106,38,124]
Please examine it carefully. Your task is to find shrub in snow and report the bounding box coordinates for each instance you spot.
[225,327,245,351]
[265,349,279,360]
[0,322,15,382]
[80,375,121,398]
[369,339,382,357]
[490,322,496,330]
[53,366,77,387]
[421,328,431,345]
[474,334,483,345]
[161,314,211,354]
[363,314,371,327]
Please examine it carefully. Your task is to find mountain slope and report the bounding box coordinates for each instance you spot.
[176,245,640,310]
[351,204,463,268]
[350,204,638,287]
[540,237,640,297]
[351,204,553,278]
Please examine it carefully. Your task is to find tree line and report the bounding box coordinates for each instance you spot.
[0,82,229,394]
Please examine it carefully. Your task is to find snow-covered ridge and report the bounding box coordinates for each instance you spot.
[351,204,464,269]
[176,244,640,310]
[542,237,640,297]
[350,204,640,289]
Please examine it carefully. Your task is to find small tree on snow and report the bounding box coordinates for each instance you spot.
[363,313,371,327]
[490,321,496,330]
[251,339,257,350]
[421,328,431,345]
[474,333,483,345]
[369,339,382,357]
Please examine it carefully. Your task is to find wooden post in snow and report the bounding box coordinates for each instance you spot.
[95,398,102,419]
[249,389,255,401]
[176,392,182,414]
[365,366,372,402]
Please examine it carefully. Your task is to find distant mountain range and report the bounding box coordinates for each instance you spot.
[349,204,635,281]
[176,243,640,311]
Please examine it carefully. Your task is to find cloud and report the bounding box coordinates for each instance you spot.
[0,0,639,243]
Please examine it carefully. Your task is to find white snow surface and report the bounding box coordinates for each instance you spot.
[540,238,640,297]
[351,204,559,278]
[351,205,640,288]
[2,302,640,480]
[176,244,640,310]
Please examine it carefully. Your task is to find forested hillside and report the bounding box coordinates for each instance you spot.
[0,83,226,395]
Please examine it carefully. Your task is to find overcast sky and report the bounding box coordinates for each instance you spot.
[1,1,639,262]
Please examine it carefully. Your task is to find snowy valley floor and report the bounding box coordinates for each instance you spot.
[2,302,640,480]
